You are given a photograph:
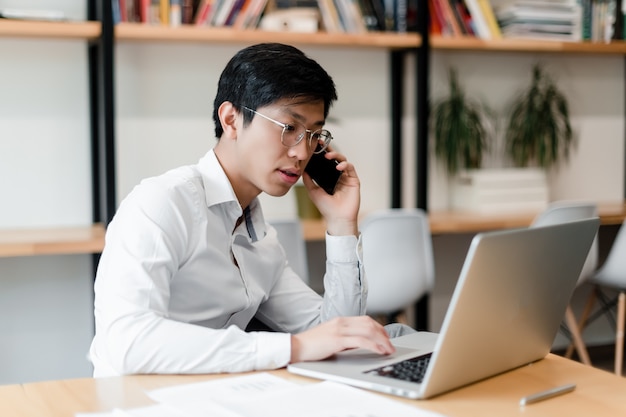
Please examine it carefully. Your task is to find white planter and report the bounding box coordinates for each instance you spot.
[450,168,548,213]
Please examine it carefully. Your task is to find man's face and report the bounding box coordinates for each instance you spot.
[236,99,326,198]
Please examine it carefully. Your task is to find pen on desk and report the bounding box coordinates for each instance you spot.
[519,383,576,406]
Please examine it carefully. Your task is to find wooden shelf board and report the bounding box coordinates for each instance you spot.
[115,23,420,49]
[1,203,622,254]
[0,224,105,258]
[431,35,626,54]
[301,202,626,240]
[428,202,626,234]
[0,19,100,40]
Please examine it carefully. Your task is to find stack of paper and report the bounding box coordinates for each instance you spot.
[493,0,583,41]
[76,373,448,417]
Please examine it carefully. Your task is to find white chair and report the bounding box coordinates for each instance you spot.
[530,201,599,366]
[575,218,626,375]
[268,219,309,284]
[360,208,435,326]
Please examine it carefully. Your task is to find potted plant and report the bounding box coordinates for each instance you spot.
[505,63,574,168]
[431,67,495,176]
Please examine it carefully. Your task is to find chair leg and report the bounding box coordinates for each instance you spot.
[564,305,591,365]
[565,286,598,359]
[615,292,625,376]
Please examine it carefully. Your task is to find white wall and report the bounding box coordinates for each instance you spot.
[428,51,624,209]
[114,43,397,217]
[0,1,94,384]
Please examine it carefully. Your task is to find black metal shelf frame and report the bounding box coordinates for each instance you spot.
[89,0,117,228]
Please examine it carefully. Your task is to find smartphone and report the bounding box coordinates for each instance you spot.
[305,150,342,195]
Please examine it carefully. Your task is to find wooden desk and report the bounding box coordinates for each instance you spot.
[1,354,624,417]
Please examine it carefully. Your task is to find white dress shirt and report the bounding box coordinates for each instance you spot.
[89,149,366,377]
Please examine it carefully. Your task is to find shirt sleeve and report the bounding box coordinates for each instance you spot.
[321,232,367,320]
[253,232,366,334]
[90,180,293,376]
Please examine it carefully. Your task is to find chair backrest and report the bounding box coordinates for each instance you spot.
[360,208,435,315]
[531,201,599,285]
[268,219,309,284]
[593,218,626,288]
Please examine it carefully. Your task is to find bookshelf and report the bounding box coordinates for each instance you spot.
[0,19,100,39]
[0,17,104,259]
[0,224,105,258]
[415,33,626,212]
[2,9,625,252]
[114,22,421,47]
[430,35,626,54]
[301,202,626,239]
[0,3,105,384]
[104,6,626,235]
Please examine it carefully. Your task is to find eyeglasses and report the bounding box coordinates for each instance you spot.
[242,106,333,154]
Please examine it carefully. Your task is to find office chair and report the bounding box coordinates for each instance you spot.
[530,201,599,366]
[360,208,435,326]
[572,218,626,375]
[268,218,309,284]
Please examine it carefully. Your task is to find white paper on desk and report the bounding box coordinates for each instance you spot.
[217,380,446,417]
[147,372,297,405]
[148,373,446,417]
[111,402,240,417]
[75,400,242,417]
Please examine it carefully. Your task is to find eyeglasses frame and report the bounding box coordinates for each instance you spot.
[242,106,332,154]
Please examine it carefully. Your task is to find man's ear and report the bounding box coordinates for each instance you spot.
[218,101,239,140]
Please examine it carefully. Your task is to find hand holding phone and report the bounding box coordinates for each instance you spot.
[304,150,342,195]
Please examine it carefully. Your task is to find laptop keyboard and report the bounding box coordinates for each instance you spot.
[365,352,432,383]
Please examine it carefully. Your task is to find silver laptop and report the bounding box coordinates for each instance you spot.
[288,218,599,399]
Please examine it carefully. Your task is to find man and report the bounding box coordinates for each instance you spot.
[89,43,398,377]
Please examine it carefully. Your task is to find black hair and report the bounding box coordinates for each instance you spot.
[212,43,338,138]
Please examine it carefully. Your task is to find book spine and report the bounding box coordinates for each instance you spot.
[463,0,491,39]
[160,0,170,24]
[438,0,463,35]
[476,0,501,38]
[113,0,122,23]
[613,0,624,39]
[170,0,182,25]
[395,0,408,32]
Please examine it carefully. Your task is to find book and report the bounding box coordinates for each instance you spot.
[138,0,150,22]
[464,0,494,38]
[349,0,369,32]
[0,8,66,21]
[212,0,236,26]
[437,0,463,35]
[170,0,182,25]
[367,0,388,30]
[112,0,122,22]
[194,0,213,24]
[148,0,161,23]
[430,0,453,34]
[160,0,170,24]
[240,0,270,28]
[449,0,473,34]
[477,0,502,37]
[231,0,253,28]
[318,0,344,31]
[358,0,384,30]
[224,0,247,25]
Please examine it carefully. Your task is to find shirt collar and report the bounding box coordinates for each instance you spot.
[198,149,267,242]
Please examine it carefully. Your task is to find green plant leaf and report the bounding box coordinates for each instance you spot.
[505,63,574,169]
[431,68,493,176]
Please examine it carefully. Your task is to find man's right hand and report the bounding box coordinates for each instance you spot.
[289,316,396,363]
